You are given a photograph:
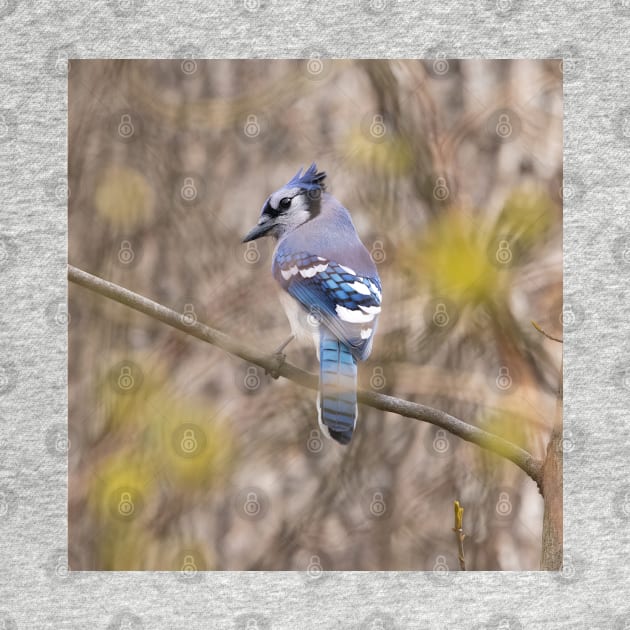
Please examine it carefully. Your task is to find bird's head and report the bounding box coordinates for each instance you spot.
[242,163,326,242]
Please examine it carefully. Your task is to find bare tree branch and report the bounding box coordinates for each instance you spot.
[452,500,466,570]
[68,264,544,488]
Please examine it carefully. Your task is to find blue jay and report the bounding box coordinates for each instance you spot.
[243,164,382,445]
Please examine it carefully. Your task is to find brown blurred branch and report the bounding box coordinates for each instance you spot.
[68,264,544,488]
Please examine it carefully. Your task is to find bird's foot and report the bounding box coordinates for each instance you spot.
[265,334,295,379]
[266,351,286,380]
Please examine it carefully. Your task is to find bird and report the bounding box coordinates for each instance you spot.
[242,163,382,445]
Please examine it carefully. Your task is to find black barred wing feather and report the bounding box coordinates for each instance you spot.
[273,251,382,361]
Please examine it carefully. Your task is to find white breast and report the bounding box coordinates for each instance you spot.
[277,291,320,355]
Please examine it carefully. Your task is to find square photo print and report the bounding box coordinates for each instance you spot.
[67,59,563,571]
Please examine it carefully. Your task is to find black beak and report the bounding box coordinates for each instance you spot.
[242,220,272,243]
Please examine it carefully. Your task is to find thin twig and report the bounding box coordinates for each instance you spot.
[452,500,466,570]
[531,320,563,343]
[68,264,544,488]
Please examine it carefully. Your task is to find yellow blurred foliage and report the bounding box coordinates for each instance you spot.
[406,209,503,306]
[345,127,414,176]
[94,165,154,229]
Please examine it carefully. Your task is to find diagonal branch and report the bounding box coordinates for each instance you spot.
[68,264,544,488]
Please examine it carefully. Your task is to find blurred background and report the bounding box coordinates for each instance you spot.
[68,59,562,571]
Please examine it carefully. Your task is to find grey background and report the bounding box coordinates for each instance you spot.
[0,0,626,628]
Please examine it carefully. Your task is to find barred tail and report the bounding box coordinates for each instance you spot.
[318,329,357,445]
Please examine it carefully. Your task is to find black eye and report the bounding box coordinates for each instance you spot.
[279,197,292,210]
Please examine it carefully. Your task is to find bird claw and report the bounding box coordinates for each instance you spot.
[266,351,286,379]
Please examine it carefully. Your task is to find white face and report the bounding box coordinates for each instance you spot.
[263,186,313,236]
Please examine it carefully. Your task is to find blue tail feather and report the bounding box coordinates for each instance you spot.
[318,329,357,445]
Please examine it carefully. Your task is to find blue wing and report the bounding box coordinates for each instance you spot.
[273,251,382,361]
